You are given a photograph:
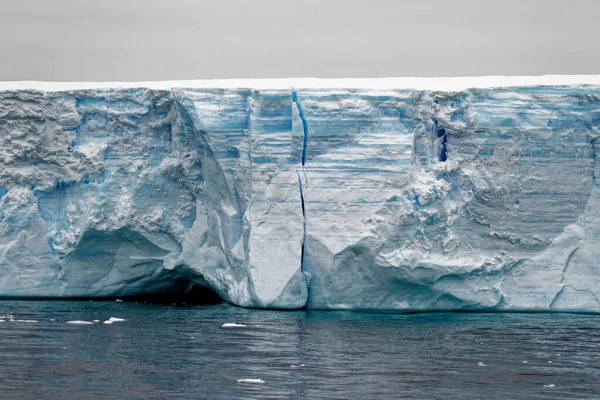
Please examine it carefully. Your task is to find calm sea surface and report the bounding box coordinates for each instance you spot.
[0,301,599,399]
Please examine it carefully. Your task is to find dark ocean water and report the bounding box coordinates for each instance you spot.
[0,301,599,399]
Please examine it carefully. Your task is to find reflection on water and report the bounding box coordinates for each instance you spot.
[0,301,599,399]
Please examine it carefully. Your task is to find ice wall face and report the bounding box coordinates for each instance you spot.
[173,89,307,307]
[304,87,600,311]
[0,80,599,312]
[0,87,307,307]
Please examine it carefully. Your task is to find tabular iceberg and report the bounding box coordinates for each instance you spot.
[1,76,599,312]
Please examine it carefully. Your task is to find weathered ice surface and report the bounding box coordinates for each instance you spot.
[0,76,599,311]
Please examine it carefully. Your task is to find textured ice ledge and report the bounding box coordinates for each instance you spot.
[0,76,600,312]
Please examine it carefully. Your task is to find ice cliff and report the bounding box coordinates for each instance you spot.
[1,76,600,312]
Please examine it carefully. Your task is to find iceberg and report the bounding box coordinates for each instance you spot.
[0,76,599,312]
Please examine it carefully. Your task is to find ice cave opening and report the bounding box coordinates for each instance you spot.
[118,281,224,305]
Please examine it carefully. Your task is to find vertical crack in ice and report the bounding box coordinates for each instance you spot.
[549,286,567,309]
[437,128,447,162]
[590,290,600,307]
[560,246,579,283]
[550,247,582,309]
[291,89,308,166]
[292,89,310,302]
[296,169,307,274]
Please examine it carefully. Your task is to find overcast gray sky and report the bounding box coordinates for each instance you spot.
[0,0,598,81]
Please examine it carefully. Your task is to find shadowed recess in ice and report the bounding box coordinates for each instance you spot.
[0,78,599,311]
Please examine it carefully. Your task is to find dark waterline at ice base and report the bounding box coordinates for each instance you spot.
[0,301,599,399]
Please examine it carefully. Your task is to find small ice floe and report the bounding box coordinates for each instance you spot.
[4,317,35,322]
[102,317,126,325]
[522,361,528,364]
[67,321,94,325]
[548,361,553,364]
[544,384,555,388]
[50,319,55,322]
[291,364,306,368]
[93,320,100,323]
[222,323,246,328]
[237,379,265,384]
[115,299,123,302]
[477,362,487,367]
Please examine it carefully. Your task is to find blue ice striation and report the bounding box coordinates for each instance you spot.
[0,77,600,312]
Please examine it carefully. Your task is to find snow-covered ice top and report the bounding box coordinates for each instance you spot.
[2,75,600,91]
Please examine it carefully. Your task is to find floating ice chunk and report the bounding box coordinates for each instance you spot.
[522,361,528,363]
[107,317,126,322]
[103,321,113,325]
[23,320,37,323]
[115,299,123,302]
[544,384,555,388]
[93,320,100,323]
[291,364,306,368]
[222,323,247,328]
[0,320,5,322]
[477,362,487,367]
[237,379,265,384]
[548,361,553,364]
[67,321,94,325]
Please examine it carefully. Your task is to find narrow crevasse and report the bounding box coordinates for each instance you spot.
[296,170,307,274]
[291,89,309,166]
[291,89,311,307]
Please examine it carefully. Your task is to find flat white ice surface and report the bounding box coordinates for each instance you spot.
[1,75,600,92]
